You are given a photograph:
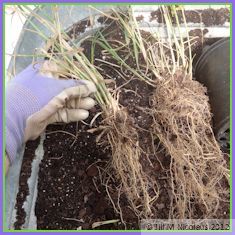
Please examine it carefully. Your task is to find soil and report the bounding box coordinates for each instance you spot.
[14,7,230,230]
[35,113,126,230]
[14,138,40,229]
[150,7,230,26]
[149,7,229,67]
[68,19,91,39]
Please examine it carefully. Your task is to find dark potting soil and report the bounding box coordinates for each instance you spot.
[150,7,230,26]
[14,138,40,229]
[68,19,91,39]
[35,112,127,230]
[14,8,230,230]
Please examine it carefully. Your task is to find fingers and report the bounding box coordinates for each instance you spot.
[54,80,97,103]
[58,79,96,94]
[41,81,96,113]
[24,106,91,141]
[39,60,61,79]
[48,109,89,124]
[67,97,96,110]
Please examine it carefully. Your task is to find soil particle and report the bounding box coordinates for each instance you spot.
[67,19,91,39]
[136,15,144,22]
[94,198,109,214]
[97,14,117,25]
[189,28,208,37]
[150,9,164,23]
[86,165,98,177]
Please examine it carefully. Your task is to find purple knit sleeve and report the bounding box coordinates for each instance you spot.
[6,83,41,163]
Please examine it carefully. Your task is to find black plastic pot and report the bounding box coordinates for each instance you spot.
[195,38,230,152]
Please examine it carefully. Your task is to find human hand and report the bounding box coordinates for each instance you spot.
[6,61,96,164]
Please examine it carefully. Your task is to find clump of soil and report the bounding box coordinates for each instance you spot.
[67,19,91,39]
[201,8,230,26]
[136,15,144,22]
[150,7,230,26]
[14,138,40,229]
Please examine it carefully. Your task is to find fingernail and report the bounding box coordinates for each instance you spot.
[75,80,86,86]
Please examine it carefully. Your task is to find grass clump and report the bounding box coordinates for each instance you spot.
[17,5,158,221]
[91,6,230,219]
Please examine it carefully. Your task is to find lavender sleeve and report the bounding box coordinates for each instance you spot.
[6,83,41,163]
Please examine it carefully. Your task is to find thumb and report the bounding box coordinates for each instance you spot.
[56,79,97,95]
